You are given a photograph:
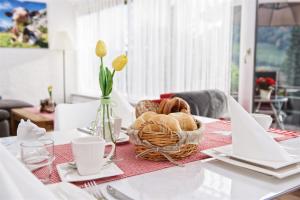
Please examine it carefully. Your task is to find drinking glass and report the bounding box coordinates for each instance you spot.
[20,139,54,184]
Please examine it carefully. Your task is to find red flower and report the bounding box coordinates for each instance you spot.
[265,77,275,86]
[256,77,275,90]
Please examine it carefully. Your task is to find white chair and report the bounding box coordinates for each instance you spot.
[54,100,99,131]
[54,90,135,131]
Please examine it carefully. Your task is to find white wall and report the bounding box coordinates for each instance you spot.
[0,0,76,105]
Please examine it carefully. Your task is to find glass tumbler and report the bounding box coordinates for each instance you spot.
[20,139,54,184]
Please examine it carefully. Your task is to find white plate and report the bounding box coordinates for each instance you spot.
[47,182,96,200]
[77,128,129,144]
[203,145,300,169]
[116,132,130,144]
[202,147,300,179]
[56,162,124,182]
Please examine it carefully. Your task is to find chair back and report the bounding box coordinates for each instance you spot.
[54,100,99,131]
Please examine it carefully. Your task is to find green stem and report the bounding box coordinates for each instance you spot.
[102,104,105,139]
[112,69,116,78]
[106,104,114,142]
[100,57,103,68]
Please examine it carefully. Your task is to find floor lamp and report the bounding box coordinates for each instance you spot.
[52,32,72,103]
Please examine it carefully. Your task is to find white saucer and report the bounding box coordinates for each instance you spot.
[56,162,124,182]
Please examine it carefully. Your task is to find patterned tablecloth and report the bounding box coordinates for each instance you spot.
[34,121,300,187]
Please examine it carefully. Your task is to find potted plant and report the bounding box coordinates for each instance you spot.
[92,40,128,143]
[256,77,275,100]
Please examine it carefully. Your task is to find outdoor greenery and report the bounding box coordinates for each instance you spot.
[231,26,300,92]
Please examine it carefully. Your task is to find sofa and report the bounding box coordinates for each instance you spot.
[0,109,10,137]
[0,99,33,137]
[160,90,228,119]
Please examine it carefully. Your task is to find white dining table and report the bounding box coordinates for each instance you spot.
[1,116,300,200]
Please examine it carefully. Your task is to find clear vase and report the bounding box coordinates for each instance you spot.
[91,97,116,143]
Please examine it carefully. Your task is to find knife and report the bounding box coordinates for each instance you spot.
[106,185,134,200]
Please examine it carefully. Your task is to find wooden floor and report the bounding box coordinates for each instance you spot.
[277,190,300,200]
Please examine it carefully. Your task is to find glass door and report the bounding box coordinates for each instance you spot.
[230,0,258,112]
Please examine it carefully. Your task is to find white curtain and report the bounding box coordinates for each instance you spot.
[75,0,127,96]
[75,0,233,100]
[127,0,233,99]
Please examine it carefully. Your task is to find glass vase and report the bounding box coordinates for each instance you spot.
[91,97,116,143]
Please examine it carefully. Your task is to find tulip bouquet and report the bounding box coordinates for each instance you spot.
[93,40,127,143]
[95,40,128,98]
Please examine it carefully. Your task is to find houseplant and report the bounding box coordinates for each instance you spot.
[256,77,275,100]
[92,40,128,142]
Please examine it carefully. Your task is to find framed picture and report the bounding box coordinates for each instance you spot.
[0,0,48,48]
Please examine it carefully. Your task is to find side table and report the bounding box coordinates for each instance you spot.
[11,107,54,135]
[254,97,288,129]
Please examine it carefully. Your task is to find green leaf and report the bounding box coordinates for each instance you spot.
[105,67,113,96]
[99,64,107,96]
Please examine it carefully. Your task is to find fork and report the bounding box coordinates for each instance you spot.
[84,181,108,200]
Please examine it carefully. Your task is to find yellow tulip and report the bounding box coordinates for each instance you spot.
[48,85,53,92]
[95,40,107,58]
[112,55,128,71]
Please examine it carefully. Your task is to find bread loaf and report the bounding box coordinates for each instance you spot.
[133,111,157,130]
[158,97,190,115]
[147,114,182,132]
[169,112,197,131]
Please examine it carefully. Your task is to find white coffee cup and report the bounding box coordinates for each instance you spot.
[251,113,273,130]
[71,137,115,176]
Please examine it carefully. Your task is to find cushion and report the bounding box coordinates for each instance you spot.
[0,110,9,120]
[0,100,33,111]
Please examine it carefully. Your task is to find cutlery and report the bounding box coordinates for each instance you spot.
[106,185,134,200]
[85,181,107,200]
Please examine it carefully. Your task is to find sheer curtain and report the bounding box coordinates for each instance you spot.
[127,0,233,99]
[75,0,127,96]
[75,0,233,100]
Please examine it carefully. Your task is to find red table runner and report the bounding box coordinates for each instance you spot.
[35,121,300,187]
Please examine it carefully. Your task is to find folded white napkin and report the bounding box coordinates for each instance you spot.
[228,96,291,162]
[17,119,46,141]
[0,143,57,200]
[111,89,135,128]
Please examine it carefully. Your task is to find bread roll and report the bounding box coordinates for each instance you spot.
[169,112,197,131]
[141,111,157,121]
[158,99,168,114]
[133,111,157,130]
[162,97,190,115]
[147,114,182,132]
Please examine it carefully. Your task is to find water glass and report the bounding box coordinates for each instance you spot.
[20,139,54,184]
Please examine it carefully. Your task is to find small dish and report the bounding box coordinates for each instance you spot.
[56,162,124,182]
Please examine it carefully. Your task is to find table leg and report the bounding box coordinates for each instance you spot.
[270,102,284,130]
[255,102,262,112]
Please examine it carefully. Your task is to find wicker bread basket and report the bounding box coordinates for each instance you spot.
[128,100,204,164]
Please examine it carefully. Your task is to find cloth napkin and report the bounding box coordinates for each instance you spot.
[111,89,135,128]
[228,96,291,162]
[0,143,57,200]
[17,119,46,141]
